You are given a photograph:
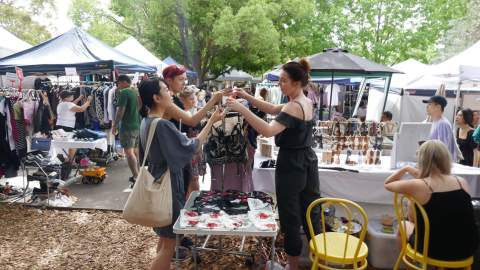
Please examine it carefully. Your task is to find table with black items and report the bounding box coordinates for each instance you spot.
[173,190,279,270]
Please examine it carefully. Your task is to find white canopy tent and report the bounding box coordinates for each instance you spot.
[0,27,32,58]
[369,41,480,124]
[115,36,165,73]
[405,40,480,122]
[389,59,429,89]
[217,69,253,81]
[367,59,431,122]
[0,27,33,87]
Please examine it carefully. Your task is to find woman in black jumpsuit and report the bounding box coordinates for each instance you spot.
[227,59,321,270]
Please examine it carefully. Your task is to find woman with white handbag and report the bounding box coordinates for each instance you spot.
[135,78,224,270]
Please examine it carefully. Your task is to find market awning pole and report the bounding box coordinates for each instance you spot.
[319,83,324,120]
[352,78,366,117]
[453,81,462,126]
[381,74,392,120]
[328,71,334,120]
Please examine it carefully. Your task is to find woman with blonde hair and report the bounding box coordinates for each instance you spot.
[384,140,478,261]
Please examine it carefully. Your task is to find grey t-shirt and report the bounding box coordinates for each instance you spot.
[139,117,199,192]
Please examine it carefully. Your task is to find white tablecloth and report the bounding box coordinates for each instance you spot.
[50,138,108,156]
[253,152,480,214]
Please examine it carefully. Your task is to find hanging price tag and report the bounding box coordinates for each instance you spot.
[65,67,77,76]
[6,72,17,81]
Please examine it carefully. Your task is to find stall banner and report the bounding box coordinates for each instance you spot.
[65,67,77,76]
[5,72,17,82]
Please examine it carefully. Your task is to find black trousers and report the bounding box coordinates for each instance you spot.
[275,147,321,256]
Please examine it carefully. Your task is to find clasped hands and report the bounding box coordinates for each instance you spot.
[212,87,249,114]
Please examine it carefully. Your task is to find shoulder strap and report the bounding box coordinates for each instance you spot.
[141,118,161,167]
[292,101,305,120]
[421,178,434,193]
[455,175,463,190]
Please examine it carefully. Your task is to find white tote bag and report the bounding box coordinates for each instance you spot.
[123,118,172,227]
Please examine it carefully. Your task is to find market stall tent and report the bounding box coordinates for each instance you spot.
[115,36,165,72]
[367,59,433,122]
[307,48,400,120]
[404,40,480,122]
[0,27,32,58]
[389,59,429,89]
[0,27,156,75]
[216,69,253,81]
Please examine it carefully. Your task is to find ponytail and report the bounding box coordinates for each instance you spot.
[139,104,149,118]
[282,58,311,87]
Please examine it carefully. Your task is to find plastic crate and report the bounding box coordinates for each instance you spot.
[31,138,51,151]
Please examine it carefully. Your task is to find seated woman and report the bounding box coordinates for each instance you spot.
[384,140,479,261]
[138,78,223,270]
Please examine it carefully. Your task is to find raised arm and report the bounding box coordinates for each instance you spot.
[235,89,283,115]
[384,166,421,196]
[226,97,294,137]
[71,96,92,113]
[166,91,223,126]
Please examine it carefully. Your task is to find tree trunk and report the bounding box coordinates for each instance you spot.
[175,0,191,68]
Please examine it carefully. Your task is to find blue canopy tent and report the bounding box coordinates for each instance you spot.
[0,28,156,75]
[163,56,197,77]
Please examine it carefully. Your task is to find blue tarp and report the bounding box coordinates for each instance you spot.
[163,56,197,77]
[0,28,156,75]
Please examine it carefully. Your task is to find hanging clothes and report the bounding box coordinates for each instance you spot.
[205,114,252,192]
[204,115,248,165]
[13,101,27,158]
[323,84,340,106]
[33,100,53,135]
[0,97,20,178]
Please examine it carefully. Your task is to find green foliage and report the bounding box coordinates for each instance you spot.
[0,0,53,45]
[436,0,480,62]
[69,0,129,46]
[104,0,315,81]
[311,0,468,65]
[67,0,470,80]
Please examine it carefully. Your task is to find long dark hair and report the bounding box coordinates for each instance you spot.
[138,78,167,118]
[461,108,474,128]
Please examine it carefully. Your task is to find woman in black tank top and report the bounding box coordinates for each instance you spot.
[385,140,479,261]
[226,59,321,270]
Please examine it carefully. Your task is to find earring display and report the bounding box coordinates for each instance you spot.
[314,120,385,166]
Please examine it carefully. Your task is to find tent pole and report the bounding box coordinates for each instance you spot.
[319,83,324,120]
[381,74,392,120]
[453,81,462,126]
[328,72,334,120]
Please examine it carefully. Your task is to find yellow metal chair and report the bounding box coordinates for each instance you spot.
[393,193,473,270]
[306,198,369,270]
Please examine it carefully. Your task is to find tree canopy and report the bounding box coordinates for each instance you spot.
[0,0,53,45]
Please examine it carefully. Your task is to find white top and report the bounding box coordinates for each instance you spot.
[324,84,340,106]
[56,101,77,128]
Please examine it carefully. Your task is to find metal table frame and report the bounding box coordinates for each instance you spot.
[173,191,278,270]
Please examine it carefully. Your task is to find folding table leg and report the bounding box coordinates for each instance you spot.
[270,236,276,270]
[175,234,180,270]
